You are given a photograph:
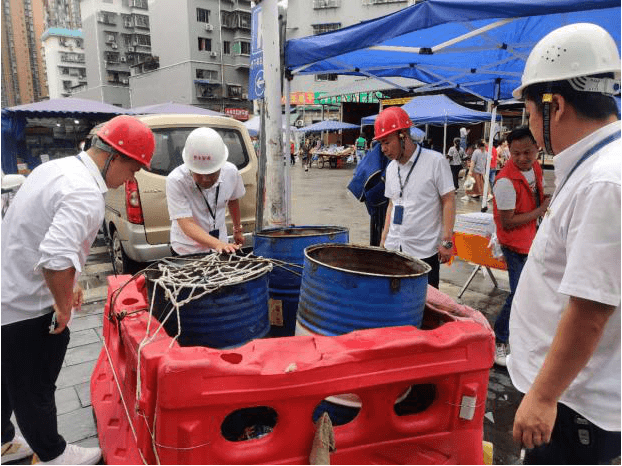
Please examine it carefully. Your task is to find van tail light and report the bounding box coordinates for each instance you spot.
[125,178,144,224]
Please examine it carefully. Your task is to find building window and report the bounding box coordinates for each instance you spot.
[133,34,151,46]
[196,8,210,23]
[196,69,218,80]
[133,14,149,28]
[232,41,250,55]
[223,41,231,55]
[362,0,407,4]
[97,11,117,25]
[312,23,341,35]
[198,37,212,52]
[228,85,242,98]
[316,74,338,81]
[239,12,251,29]
[313,0,341,8]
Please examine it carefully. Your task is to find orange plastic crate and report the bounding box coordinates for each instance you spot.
[454,232,507,270]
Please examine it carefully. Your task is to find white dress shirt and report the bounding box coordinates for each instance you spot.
[1,152,107,325]
[166,161,245,254]
[384,147,455,258]
[507,121,621,430]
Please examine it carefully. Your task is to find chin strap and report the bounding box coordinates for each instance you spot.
[541,90,555,156]
[93,136,116,183]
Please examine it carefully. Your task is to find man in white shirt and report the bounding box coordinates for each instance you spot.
[1,115,155,465]
[166,127,245,255]
[509,23,621,464]
[459,126,470,150]
[377,106,455,288]
[446,137,465,190]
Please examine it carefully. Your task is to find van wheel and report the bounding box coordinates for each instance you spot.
[111,230,140,275]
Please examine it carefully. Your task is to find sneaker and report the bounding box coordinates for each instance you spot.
[33,444,101,465]
[495,342,509,367]
[1,434,33,462]
[460,195,471,202]
[487,194,493,202]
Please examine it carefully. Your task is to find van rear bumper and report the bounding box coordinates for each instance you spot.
[117,221,173,263]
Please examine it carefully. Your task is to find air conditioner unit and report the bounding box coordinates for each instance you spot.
[204,23,213,31]
[128,46,135,52]
[120,56,126,62]
[210,51,218,58]
[242,93,248,99]
[122,78,129,84]
[111,43,117,49]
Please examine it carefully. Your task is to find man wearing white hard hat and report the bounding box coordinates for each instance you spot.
[166,127,245,255]
[507,23,621,464]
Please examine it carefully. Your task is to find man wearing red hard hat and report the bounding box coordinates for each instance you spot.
[376,106,456,288]
[1,115,154,465]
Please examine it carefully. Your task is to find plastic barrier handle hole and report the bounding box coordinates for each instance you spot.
[122,297,139,305]
[221,353,243,364]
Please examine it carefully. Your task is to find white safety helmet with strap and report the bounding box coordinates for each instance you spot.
[513,23,621,100]
[513,23,621,154]
[182,127,229,174]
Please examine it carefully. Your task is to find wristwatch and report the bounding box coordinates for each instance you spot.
[441,240,453,249]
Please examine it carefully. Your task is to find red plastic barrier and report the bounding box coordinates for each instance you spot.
[91,275,494,464]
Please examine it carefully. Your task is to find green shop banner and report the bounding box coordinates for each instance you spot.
[317,91,385,105]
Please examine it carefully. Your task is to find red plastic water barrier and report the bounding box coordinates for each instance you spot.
[91,276,494,464]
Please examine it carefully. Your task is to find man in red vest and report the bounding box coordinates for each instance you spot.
[492,126,550,366]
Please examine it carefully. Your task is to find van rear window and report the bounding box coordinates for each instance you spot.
[147,127,249,176]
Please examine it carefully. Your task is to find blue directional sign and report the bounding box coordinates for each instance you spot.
[249,5,264,100]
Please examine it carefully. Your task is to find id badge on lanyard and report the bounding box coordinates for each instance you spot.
[393,203,404,225]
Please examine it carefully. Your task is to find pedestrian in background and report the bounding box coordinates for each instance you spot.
[491,126,549,366]
[509,23,620,464]
[377,106,456,289]
[166,127,245,255]
[355,132,367,163]
[459,126,470,150]
[466,140,486,198]
[1,115,155,465]
[447,137,465,190]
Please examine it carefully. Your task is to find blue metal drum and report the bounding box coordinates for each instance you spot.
[297,244,431,335]
[253,226,349,337]
[296,243,430,425]
[145,256,270,349]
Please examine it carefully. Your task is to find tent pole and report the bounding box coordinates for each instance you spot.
[481,104,498,212]
[443,122,447,156]
[284,76,292,225]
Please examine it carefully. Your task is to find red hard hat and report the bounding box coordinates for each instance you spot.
[374,106,412,140]
[96,115,155,168]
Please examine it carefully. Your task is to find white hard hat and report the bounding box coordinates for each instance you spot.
[182,127,229,174]
[513,23,621,99]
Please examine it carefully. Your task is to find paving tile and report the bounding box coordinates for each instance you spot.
[68,328,101,348]
[57,360,97,389]
[55,387,81,415]
[65,341,103,366]
[79,301,107,316]
[69,314,104,332]
[75,436,102,449]
[75,381,92,408]
[57,406,97,444]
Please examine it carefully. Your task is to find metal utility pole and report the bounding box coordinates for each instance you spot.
[261,0,286,227]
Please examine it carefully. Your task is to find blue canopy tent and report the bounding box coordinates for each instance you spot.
[295,120,359,132]
[2,98,128,174]
[361,94,501,154]
[131,102,223,116]
[244,115,295,137]
[285,0,620,210]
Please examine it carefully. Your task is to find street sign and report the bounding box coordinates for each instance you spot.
[249,5,264,100]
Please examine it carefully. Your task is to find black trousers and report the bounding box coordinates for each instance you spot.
[1,311,69,461]
[420,253,440,289]
[524,402,621,465]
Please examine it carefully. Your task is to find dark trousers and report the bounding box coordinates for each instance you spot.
[494,246,528,344]
[450,164,462,190]
[420,253,440,289]
[2,312,69,461]
[524,402,621,465]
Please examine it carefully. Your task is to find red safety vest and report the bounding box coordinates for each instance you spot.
[493,159,545,254]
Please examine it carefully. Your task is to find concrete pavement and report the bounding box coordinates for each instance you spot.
[9,159,556,464]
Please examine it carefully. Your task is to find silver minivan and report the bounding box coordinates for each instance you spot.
[97,114,257,274]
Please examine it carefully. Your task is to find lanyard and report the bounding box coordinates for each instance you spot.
[550,131,621,208]
[196,183,220,223]
[397,144,422,198]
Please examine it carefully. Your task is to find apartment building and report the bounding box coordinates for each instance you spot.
[41,28,87,99]
[130,0,252,116]
[44,0,82,29]
[73,0,153,107]
[1,0,48,107]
